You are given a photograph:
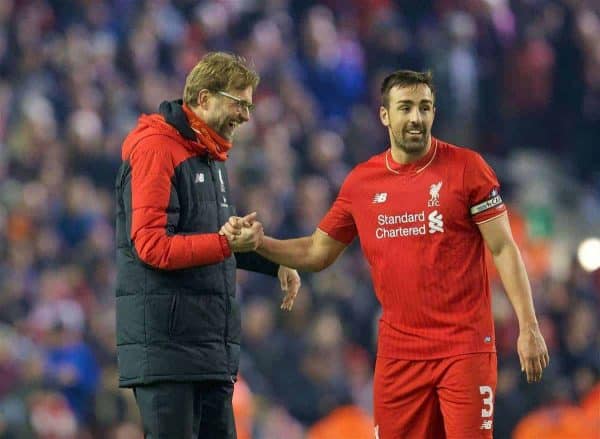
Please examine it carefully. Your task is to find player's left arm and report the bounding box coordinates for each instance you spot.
[478,212,550,383]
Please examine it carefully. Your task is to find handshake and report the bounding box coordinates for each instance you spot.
[220,212,301,311]
[219,212,264,252]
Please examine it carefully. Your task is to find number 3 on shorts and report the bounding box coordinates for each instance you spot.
[479,385,494,418]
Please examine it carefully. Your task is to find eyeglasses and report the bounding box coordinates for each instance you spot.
[216,90,255,113]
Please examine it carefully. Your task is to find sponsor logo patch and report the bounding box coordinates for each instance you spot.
[372,193,388,204]
[428,210,444,233]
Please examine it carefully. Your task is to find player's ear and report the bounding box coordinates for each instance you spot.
[380,106,389,127]
[197,89,211,110]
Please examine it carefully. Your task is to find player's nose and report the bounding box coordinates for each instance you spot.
[409,108,422,123]
[238,106,250,122]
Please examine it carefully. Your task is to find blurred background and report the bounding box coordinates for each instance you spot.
[0,0,599,438]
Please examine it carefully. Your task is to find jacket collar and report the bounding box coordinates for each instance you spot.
[158,99,196,141]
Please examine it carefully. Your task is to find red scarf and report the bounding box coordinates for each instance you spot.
[182,103,232,161]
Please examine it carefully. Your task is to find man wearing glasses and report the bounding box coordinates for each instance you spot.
[115,52,300,438]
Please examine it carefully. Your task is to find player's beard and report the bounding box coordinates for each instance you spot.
[205,112,239,141]
[213,117,238,140]
[391,125,430,156]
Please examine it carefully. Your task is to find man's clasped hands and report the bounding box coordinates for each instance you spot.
[219,212,300,311]
[219,212,263,252]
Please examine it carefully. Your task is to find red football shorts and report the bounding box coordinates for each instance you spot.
[374,353,497,439]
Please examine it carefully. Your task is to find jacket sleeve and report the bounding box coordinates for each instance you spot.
[129,142,231,270]
[234,251,279,277]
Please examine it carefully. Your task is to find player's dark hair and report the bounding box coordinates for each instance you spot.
[381,70,435,108]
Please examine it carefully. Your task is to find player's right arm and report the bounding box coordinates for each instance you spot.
[251,169,355,272]
[257,229,348,272]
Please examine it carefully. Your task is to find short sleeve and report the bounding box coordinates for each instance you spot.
[464,152,507,224]
[318,178,357,244]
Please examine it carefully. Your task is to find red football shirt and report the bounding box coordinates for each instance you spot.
[318,138,506,359]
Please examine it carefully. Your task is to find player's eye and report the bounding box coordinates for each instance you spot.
[239,101,255,113]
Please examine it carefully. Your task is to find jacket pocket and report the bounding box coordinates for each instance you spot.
[168,293,180,336]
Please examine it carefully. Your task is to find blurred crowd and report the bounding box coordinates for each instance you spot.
[0,0,599,437]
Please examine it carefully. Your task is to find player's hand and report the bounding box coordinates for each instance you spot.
[219,213,262,252]
[219,212,265,252]
[278,266,300,311]
[239,212,257,227]
[517,324,549,383]
[220,216,243,241]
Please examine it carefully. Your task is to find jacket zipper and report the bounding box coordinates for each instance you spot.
[209,158,231,375]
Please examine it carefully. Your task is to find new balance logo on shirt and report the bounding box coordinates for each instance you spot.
[372,192,388,204]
